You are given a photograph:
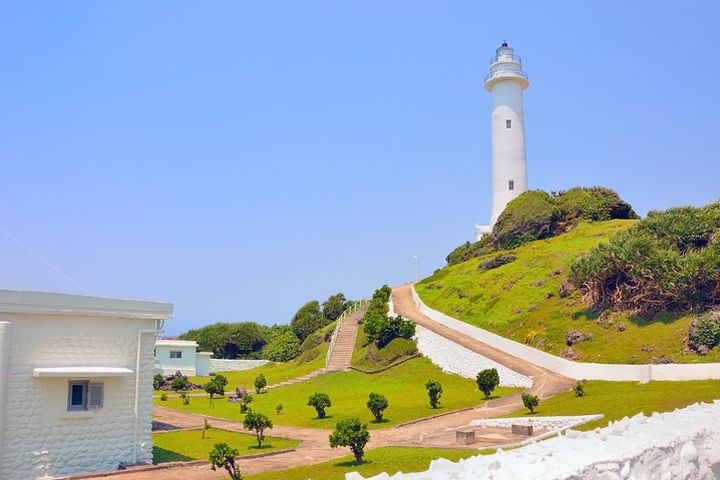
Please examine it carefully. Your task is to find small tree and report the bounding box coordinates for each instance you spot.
[254,374,267,394]
[202,418,211,439]
[180,392,190,405]
[275,403,284,415]
[239,393,254,413]
[153,373,165,390]
[307,393,332,419]
[171,376,190,393]
[366,393,389,422]
[242,411,273,448]
[329,418,370,465]
[205,374,228,399]
[522,393,539,414]
[476,368,500,399]
[425,380,443,409]
[209,442,242,480]
[574,379,587,397]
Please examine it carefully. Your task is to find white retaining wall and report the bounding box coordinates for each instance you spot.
[415,325,532,388]
[412,286,720,382]
[348,401,720,480]
[209,359,268,373]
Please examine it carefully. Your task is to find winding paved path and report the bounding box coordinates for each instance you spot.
[78,285,574,479]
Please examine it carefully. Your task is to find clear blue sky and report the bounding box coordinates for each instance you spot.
[1,2,718,334]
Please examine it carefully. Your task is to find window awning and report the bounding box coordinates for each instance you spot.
[32,367,134,378]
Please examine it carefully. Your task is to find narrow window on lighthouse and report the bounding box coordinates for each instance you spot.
[506,119,512,128]
[508,180,515,190]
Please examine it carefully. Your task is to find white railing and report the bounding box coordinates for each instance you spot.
[325,299,367,367]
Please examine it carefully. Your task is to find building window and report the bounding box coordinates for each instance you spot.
[506,119,512,128]
[67,381,104,411]
[170,350,183,359]
[508,180,515,190]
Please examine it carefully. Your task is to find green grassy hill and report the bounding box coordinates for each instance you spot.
[416,220,720,364]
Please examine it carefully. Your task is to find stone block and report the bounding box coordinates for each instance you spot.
[456,430,476,445]
[511,424,534,436]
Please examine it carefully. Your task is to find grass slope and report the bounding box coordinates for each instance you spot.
[351,327,418,371]
[157,356,517,429]
[505,380,720,430]
[416,220,718,364]
[152,427,299,464]
[246,447,490,480]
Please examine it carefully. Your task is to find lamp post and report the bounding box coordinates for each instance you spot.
[413,255,418,284]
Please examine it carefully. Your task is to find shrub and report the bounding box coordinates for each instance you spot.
[153,373,165,390]
[446,236,493,266]
[239,393,254,413]
[522,393,539,413]
[172,375,190,393]
[555,187,637,222]
[242,411,273,448]
[209,442,242,480]
[491,190,560,250]
[476,368,500,399]
[291,300,327,342]
[574,379,587,397]
[479,254,516,271]
[276,403,284,415]
[254,374,267,394]
[160,393,168,401]
[425,380,443,409]
[688,312,720,353]
[307,393,332,419]
[262,330,302,362]
[329,418,370,465]
[376,316,416,348]
[366,393,389,422]
[300,333,323,352]
[204,374,228,399]
[181,393,190,405]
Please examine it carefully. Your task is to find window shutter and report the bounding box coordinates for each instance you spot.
[88,382,104,409]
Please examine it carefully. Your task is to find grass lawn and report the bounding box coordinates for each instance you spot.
[505,380,720,430]
[246,447,490,480]
[152,427,300,464]
[416,220,720,364]
[185,342,330,392]
[156,356,518,429]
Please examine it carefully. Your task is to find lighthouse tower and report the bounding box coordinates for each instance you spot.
[475,42,529,240]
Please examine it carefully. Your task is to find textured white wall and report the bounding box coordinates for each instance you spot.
[195,353,212,376]
[208,359,269,373]
[414,325,531,388]
[412,286,720,381]
[0,315,156,480]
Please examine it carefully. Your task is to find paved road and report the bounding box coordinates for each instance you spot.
[79,285,573,479]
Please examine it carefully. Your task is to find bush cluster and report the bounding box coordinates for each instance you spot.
[445,187,637,265]
[363,286,416,348]
[570,201,720,315]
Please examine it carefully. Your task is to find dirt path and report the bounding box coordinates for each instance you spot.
[78,285,574,479]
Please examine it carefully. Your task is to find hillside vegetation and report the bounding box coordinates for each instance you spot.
[417,220,720,364]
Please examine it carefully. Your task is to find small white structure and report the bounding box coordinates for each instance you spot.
[476,42,530,240]
[0,290,173,479]
[154,339,212,376]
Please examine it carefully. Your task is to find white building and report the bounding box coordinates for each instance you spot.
[154,339,212,377]
[476,42,530,240]
[0,290,173,479]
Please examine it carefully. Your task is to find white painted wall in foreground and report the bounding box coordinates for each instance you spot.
[348,400,720,480]
[412,285,720,381]
[0,290,173,480]
[414,325,532,388]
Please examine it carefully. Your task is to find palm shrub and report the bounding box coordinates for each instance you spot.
[366,393,389,422]
[209,442,242,480]
[329,418,370,465]
[307,393,332,419]
[476,368,500,399]
[425,380,443,409]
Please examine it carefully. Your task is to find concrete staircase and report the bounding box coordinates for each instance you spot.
[267,304,367,390]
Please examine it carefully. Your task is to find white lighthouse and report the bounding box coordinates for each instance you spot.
[475,42,529,240]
